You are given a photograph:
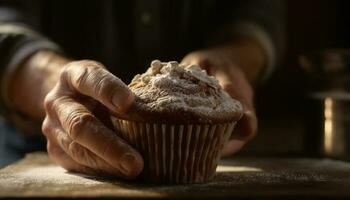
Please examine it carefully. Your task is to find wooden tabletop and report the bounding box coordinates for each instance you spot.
[1,152,350,199]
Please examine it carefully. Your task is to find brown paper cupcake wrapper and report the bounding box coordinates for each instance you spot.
[112,119,236,184]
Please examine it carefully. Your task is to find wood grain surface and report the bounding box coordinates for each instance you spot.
[1,152,350,199]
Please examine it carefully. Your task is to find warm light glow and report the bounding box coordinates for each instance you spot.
[324,98,333,153]
[216,165,262,172]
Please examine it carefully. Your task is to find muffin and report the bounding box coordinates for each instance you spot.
[111,60,243,184]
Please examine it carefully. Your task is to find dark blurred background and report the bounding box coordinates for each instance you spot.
[0,0,347,157]
[244,0,348,155]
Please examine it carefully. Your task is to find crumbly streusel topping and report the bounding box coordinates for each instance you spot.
[128,60,242,120]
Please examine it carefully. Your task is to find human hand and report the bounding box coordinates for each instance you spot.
[42,60,143,179]
[182,47,258,156]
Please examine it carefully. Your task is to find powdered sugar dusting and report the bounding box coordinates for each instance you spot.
[3,165,103,186]
[129,60,242,119]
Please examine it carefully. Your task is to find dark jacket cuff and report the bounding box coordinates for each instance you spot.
[0,23,61,134]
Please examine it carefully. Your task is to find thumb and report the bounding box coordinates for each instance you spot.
[61,60,134,114]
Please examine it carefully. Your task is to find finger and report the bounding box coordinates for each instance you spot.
[230,109,257,141]
[181,55,257,141]
[180,53,212,72]
[43,117,129,177]
[214,68,257,141]
[46,140,98,175]
[214,67,253,107]
[49,96,143,178]
[221,140,246,157]
[44,120,131,178]
[61,60,134,113]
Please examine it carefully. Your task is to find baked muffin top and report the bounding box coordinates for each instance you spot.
[123,60,243,124]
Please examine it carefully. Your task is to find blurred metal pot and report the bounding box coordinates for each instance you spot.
[305,91,350,159]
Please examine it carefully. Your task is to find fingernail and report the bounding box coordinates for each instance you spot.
[119,153,139,176]
[112,91,134,113]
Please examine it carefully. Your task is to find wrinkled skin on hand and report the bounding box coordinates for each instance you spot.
[182,49,258,156]
[42,60,144,179]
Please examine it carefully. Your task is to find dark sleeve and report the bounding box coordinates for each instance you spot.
[0,7,61,118]
[206,0,286,80]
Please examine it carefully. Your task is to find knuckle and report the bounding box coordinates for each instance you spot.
[44,92,58,112]
[74,62,104,89]
[61,60,104,88]
[44,85,68,111]
[41,118,52,136]
[59,63,77,85]
[60,65,70,80]
[44,94,69,117]
[67,112,94,140]
[94,72,115,99]
[72,67,89,90]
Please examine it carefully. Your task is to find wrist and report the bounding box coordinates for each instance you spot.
[8,50,70,121]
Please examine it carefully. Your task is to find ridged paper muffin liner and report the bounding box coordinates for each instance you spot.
[112,118,236,184]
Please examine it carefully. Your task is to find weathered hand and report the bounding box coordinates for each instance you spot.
[42,60,143,179]
[182,49,258,156]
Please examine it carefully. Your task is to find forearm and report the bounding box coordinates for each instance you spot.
[206,1,285,83]
[8,50,70,121]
